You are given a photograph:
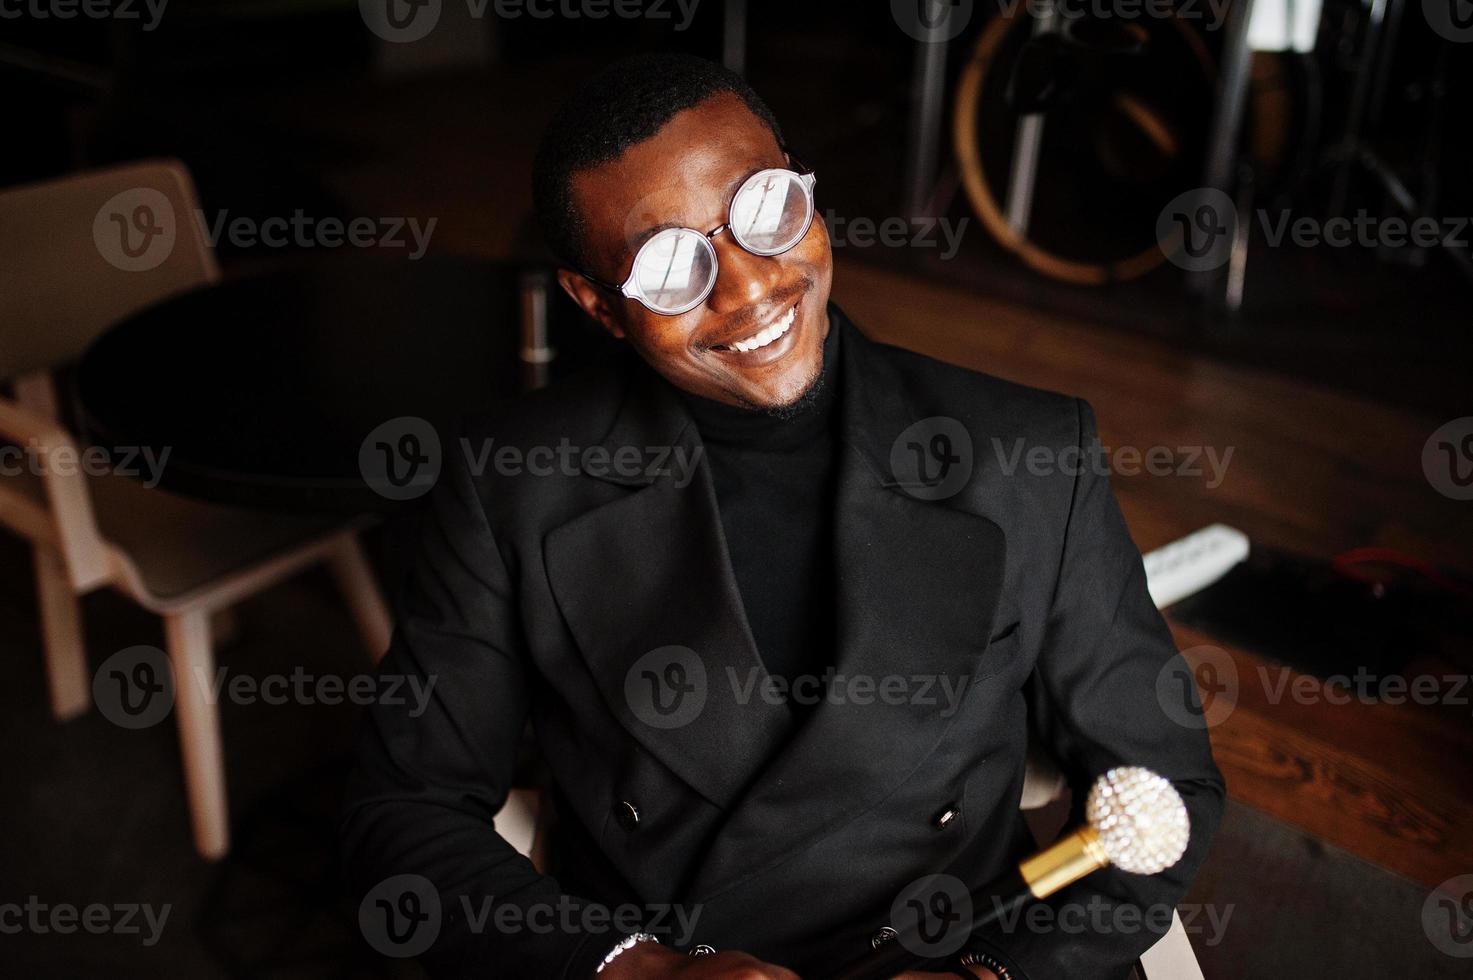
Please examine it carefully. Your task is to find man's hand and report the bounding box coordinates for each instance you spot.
[599,941,801,979]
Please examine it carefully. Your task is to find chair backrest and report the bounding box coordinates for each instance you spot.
[0,159,219,381]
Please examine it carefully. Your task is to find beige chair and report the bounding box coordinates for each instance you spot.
[0,160,393,860]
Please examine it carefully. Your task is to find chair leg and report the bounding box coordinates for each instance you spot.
[34,546,89,721]
[327,535,392,662]
[163,609,229,860]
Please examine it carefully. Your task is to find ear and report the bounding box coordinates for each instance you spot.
[557,268,626,340]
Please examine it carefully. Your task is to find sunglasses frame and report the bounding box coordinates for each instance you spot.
[578,153,817,316]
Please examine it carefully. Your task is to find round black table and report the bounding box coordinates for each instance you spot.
[76,256,609,512]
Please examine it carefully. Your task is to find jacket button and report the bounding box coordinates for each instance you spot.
[615,800,640,831]
[935,804,959,829]
[871,926,898,948]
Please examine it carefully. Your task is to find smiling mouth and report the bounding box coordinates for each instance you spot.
[712,302,798,354]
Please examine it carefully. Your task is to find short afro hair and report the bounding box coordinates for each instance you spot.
[532,52,784,273]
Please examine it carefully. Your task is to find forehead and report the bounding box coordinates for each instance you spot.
[570,93,785,259]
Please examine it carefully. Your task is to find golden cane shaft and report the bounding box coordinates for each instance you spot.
[1017,826,1111,899]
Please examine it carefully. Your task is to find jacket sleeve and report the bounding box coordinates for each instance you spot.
[340,443,615,980]
[977,399,1226,979]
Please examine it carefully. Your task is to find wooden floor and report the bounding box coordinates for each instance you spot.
[835,257,1473,890]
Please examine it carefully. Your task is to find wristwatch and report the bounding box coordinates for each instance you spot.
[960,948,1014,979]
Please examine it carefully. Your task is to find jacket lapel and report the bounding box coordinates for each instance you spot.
[544,361,793,810]
[544,313,1008,893]
[685,313,1008,900]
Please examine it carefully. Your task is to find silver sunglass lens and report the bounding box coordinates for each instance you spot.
[729,169,814,256]
[630,227,718,315]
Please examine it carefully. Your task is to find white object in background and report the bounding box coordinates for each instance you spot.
[493,787,542,862]
[1138,909,1208,980]
[1248,0,1324,53]
[1143,524,1251,609]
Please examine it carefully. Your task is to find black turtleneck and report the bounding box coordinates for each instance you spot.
[680,319,842,700]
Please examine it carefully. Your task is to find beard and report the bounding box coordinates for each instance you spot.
[755,361,827,420]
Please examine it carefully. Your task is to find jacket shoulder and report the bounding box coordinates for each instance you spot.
[864,334,1084,440]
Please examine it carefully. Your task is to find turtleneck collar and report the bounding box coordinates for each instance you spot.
[679,311,842,450]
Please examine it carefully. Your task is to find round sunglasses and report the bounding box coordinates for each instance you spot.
[578,156,817,316]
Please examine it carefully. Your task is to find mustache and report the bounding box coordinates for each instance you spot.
[696,275,815,351]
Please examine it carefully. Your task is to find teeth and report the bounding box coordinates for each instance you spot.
[731,304,797,354]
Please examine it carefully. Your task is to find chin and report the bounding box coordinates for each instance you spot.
[741,360,825,415]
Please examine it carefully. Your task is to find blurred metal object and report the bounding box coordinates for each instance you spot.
[520,268,556,392]
[1190,0,1257,306]
[1002,4,1063,236]
[903,0,953,220]
[1201,0,1258,199]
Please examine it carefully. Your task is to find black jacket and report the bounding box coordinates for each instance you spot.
[341,306,1224,979]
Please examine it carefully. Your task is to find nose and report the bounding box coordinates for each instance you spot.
[704,231,782,315]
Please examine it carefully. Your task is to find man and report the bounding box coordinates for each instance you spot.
[342,53,1223,979]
